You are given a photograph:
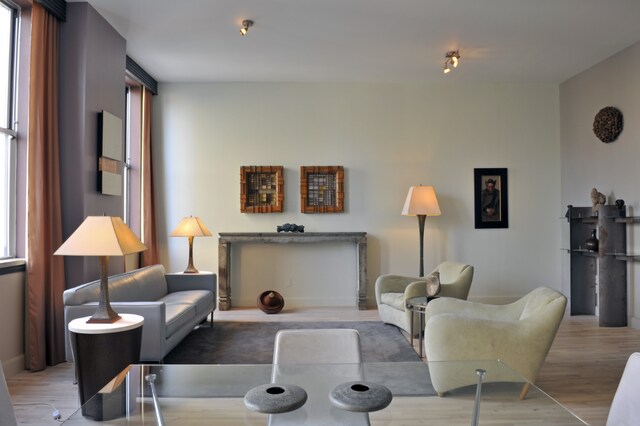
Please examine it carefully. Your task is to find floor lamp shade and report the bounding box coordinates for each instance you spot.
[55,216,147,323]
[401,185,441,217]
[402,185,441,277]
[170,216,213,273]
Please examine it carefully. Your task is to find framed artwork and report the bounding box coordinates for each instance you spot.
[240,166,284,213]
[97,111,124,196]
[474,168,508,229]
[300,166,344,213]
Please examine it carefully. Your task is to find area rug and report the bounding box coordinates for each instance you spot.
[163,321,435,396]
[165,321,421,364]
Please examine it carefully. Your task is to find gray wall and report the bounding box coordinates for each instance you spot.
[59,2,127,287]
[560,40,640,328]
[0,270,25,376]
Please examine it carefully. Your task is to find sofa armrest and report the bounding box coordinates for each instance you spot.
[375,275,422,304]
[65,302,167,362]
[166,273,217,295]
[404,280,428,301]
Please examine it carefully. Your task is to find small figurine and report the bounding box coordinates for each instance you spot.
[615,199,625,210]
[277,223,305,233]
[591,188,606,213]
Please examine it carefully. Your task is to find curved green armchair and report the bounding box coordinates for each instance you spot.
[375,262,474,336]
[424,286,567,398]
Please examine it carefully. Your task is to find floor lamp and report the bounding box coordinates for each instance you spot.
[402,185,441,277]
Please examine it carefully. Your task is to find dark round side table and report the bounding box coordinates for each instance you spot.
[69,314,144,420]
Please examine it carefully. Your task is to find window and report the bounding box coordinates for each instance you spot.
[123,81,142,236]
[124,86,131,224]
[0,1,18,259]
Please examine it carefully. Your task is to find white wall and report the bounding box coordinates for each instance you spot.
[154,82,561,308]
[0,271,25,376]
[560,41,640,328]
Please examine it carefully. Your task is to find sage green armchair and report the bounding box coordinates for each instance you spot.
[424,286,567,398]
[375,262,474,336]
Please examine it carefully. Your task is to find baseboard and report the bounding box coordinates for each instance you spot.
[630,316,640,330]
[2,354,24,377]
[234,297,356,308]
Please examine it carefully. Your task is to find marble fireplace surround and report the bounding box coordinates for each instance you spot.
[218,232,368,310]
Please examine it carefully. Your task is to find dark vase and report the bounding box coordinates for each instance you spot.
[586,229,599,252]
[257,290,285,314]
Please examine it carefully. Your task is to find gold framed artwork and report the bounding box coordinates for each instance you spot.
[300,166,344,213]
[240,166,284,213]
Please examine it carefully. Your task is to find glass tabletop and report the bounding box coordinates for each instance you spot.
[406,296,437,311]
[62,360,586,425]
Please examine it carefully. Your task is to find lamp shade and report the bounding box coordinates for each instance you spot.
[55,216,147,256]
[401,185,441,216]
[170,216,212,238]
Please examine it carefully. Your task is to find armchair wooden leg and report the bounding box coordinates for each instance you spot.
[519,383,530,400]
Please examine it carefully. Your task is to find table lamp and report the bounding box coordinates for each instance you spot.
[55,216,147,323]
[170,216,212,273]
[402,185,441,277]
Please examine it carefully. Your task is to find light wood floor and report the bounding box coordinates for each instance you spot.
[6,307,639,425]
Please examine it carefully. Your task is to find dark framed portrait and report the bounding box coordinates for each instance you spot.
[474,168,508,229]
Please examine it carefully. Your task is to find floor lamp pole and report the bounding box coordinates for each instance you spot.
[418,214,426,277]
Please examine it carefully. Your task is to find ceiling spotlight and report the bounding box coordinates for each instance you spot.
[443,50,461,74]
[240,19,253,36]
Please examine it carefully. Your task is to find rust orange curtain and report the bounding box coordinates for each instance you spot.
[140,87,160,266]
[25,3,66,370]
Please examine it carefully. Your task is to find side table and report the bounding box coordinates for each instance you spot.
[405,296,437,358]
[165,271,216,326]
[69,314,144,420]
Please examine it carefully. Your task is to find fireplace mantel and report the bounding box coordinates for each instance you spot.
[218,232,367,310]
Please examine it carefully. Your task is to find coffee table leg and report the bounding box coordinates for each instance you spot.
[418,312,424,358]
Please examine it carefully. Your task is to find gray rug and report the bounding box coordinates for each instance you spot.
[163,321,435,396]
[165,321,421,364]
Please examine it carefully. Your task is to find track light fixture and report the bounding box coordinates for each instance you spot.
[240,19,253,36]
[443,50,461,74]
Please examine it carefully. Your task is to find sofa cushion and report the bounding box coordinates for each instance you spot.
[160,290,212,317]
[380,292,405,310]
[126,265,169,302]
[63,265,168,305]
[165,303,196,338]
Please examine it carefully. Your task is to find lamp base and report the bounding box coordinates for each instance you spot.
[183,265,199,274]
[87,302,121,324]
[86,314,122,324]
[87,256,122,323]
[183,236,199,273]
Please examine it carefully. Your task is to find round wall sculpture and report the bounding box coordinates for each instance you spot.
[593,106,623,143]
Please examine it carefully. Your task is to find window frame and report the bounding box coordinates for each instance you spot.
[123,86,131,225]
[0,0,19,260]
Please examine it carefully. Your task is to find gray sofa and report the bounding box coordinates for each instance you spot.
[63,264,216,362]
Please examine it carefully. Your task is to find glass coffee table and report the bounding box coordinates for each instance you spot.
[61,360,586,425]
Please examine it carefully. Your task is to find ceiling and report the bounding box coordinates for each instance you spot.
[68,0,640,84]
